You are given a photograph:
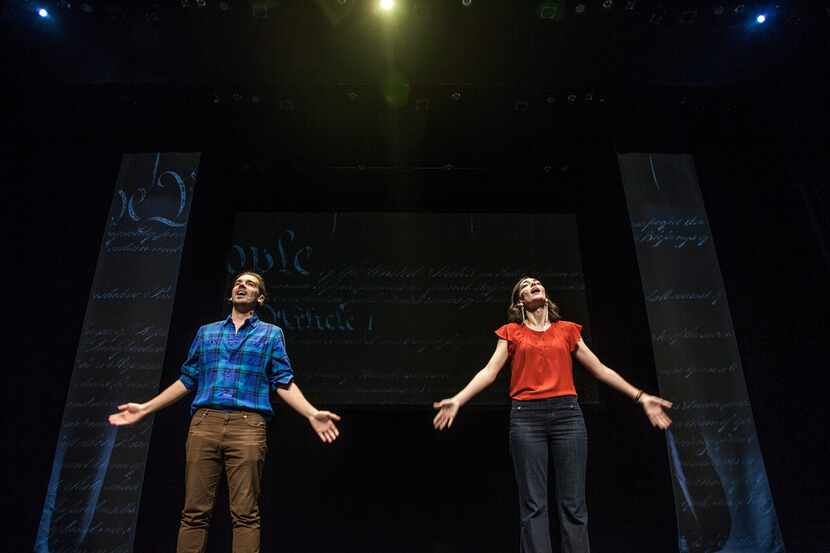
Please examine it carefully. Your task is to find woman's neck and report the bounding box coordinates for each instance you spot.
[524,304,549,330]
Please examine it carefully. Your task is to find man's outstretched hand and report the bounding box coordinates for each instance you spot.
[108,403,148,426]
[310,411,341,443]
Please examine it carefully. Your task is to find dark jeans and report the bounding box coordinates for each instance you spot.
[510,395,590,553]
[177,408,268,553]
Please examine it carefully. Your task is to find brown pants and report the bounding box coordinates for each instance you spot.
[176,408,268,553]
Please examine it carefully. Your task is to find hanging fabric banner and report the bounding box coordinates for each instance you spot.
[618,153,784,553]
[35,152,200,553]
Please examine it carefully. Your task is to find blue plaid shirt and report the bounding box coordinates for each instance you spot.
[179,314,294,418]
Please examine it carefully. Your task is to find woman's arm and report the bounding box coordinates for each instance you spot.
[433,339,510,430]
[574,339,673,429]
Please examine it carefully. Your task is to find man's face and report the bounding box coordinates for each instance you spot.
[231,273,264,307]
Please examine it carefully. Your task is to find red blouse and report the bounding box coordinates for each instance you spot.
[495,320,583,400]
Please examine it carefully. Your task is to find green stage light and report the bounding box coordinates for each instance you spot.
[538,0,563,21]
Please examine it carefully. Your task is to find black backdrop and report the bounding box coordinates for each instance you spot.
[5,81,829,553]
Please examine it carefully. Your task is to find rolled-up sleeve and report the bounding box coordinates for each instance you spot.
[179,326,203,390]
[269,327,295,389]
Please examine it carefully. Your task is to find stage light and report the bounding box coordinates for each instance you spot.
[462,0,472,6]
[756,13,766,23]
[378,0,394,11]
[38,8,49,17]
[601,0,613,9]
[679,8,697,23]
[538,0,562,20]
[574,3,586,15]
[649,7,664,24]
[252,1,269,18]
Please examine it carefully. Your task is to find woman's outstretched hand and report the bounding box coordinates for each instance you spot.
[433,398,460,430]
[641,394,673,429]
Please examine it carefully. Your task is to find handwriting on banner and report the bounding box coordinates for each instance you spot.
[103,228,187,255]
[669,415,756,434]
[652,327,734,345]
[80,324,169,354]
[43,321,171,551]
[306,265,585,305]
[258,303,358,332]
[229,229,587,334]
[658,362,738,378]
[111,169,193,229]
[227,229,313,276]
[257,270,583,330]
[92,286,175,301]
[646,288,723,306]
[670,400,757,458]
[630,216,710,248]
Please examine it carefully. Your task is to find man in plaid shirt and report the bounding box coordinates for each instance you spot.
[109,271,340,553]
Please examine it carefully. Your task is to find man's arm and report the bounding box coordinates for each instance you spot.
[275,382,341,443]
[109,380,190,426]
[109,326,202,426]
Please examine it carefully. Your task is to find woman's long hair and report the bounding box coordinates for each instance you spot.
[506,276,561,324]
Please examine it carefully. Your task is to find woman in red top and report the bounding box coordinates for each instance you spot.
[433,276,672,553]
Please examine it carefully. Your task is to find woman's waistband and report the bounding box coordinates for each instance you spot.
[510,394,578,410]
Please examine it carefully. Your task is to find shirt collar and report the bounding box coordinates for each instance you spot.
[223,313,260,329]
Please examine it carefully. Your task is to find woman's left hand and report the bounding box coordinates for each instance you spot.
[640,394,673,429]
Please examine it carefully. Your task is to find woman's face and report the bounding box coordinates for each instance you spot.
[516,277,546,307]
